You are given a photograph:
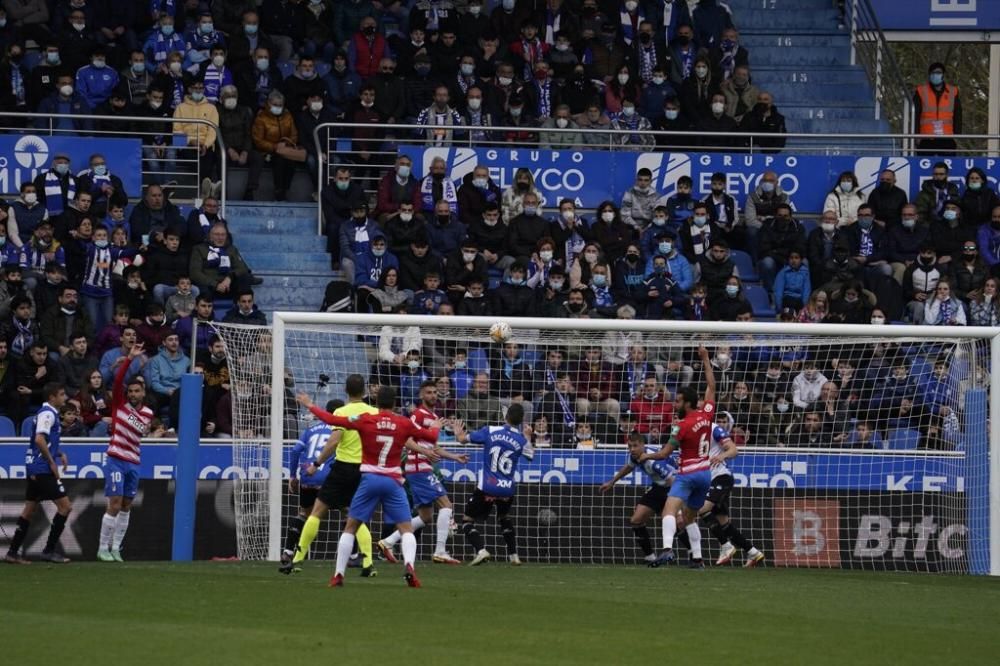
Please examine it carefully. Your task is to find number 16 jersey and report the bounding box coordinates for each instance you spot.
[469,425,534,498]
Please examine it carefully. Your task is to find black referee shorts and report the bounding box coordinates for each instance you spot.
[464,489,513,522]
[26,474,67,502]
[298,486,319,509]
[316,461,362,510]
[706,473,734,516]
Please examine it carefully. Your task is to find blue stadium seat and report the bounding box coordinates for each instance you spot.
[22,51,42,71]
[20,416,35,437]
[315,62,331,78]
[730,250,759,282]
[0,416,15,437]
[886,428,921,451]
[800,219,818,237]
[744,284,776,318]
[277,60,295,78]
[467,348,489,374]
[214,299,233,319]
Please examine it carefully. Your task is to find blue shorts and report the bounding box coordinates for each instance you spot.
[668,470,711,510]
[348,474,412,526]
[407,471,447,507]
[104,456,140,499]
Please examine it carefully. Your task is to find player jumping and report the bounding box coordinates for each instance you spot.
[282,400,337,563]
[98,342,153,562]
[600,431,679,565]
[702,411,765,567]
[281,375,377,576]
[640,344,715,569]
[4,383,72,564]
[297,387,442,587]
[379,380,469,565]
[452,403,534,567]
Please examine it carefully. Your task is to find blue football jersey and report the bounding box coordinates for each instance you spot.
[289,423,333,487]
[470,424,534,498]
[709,424,732,479]
[25,404,61,475]
[627,444,678,487]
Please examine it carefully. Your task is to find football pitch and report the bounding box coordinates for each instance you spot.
[3,562,998,665]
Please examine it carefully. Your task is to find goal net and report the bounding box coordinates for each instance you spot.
[211,315,997,574]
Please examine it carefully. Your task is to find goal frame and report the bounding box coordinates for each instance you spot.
[268,313,1000,574]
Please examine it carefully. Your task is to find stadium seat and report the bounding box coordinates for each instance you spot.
[886,428,921,451]
[744,284,776,318]
[315,62,331,78]
[800,218,818,237]
[277,60,296,78]
[20,417,35,438]
[22,51,42,71]
[0,416,15,437]
[731,250,759,282]
[467,348,489,374]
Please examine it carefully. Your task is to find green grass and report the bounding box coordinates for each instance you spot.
[3,561,999,665]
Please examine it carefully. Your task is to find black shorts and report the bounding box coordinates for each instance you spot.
[26,474,67,502]
[706,474,734,516]
[316,461,362,510]
[637,485,669,513]
[464,489,513,522]
[299,486,319,509]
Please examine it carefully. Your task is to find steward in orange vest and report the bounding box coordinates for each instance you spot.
[913,62,961,155]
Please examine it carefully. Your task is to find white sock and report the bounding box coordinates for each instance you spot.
[686,523,702,560]
[100,513,116,551]
[335,533,355,576]
[386,516,425,546]
[401,532,417,567]
[435,507,452,554]
[112,511,130,551]
[748,547,761,557]
[661,515,677,550]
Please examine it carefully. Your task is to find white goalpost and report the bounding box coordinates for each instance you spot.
[211,314,1000,575]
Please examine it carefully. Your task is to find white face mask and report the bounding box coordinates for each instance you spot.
[601,211,615,223]
[652,76,665,86]
[617,73,629,85]
[212,55,225,68]
[711,102,725,115]
[498,76,513,86]
[871,316,886,325]
[60,84,74,97]
[561,210,575,222]
[695,66,709,78]
[462,251,477,262]
[821,222,836,233]
[24,193,37,204]
[539,250,553,262]
[467,98,482,110]
[399,212,413,222]
[169,61,182,74]
[223,98,237,110]
[555,117,568,128]
[309,100,323,112]
[584,251,598,263]
[622,106,635,117]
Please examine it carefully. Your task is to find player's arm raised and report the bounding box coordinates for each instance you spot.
[600,463,635,493]
[699,344,715,405]
[296,392,354,429]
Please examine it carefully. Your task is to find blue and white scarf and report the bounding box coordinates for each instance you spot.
[44,170,75,216]
[535,78,552,119]
[592,285,613,307]
[619,4,645,46]
[638,44,657,83]
[79,168,112,198]
[150,31,185,68]
[205,245,231,275]
[11,65,25,106]
[555,390,575,427]
[82,244,113,296]
[718,42,739,80]
[10,316,32,357]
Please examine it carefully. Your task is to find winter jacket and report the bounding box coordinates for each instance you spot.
[866,184,908,226]
[338,218,381,262]
[39,306,93,353]
[443,248,488,290]
[491,282,535,317]
[759,218,806,264]
[792,372,828,409]
[978,222,1000,267]
[960,186,1000,227]
[383,216,428,256]
[719,79,760,123]
[374,172,422,220]
[149,349,190,396]
[949,259,990,300]
[354,248,399,290]
[252,108,298,153]
[774,265,812,307]
[845,223,888,263]
[887,225,930,264]
[507,212,550,259]
[915,179,959,224]
[823,188,866,227]
[75,64,119,108]
[398,249,444,293]
[456,175,502,228]
[222,306,268,326]
[424,216,468,258]
[744,185,790,229]
[189,242,250,289]
[738,104,787,152]
[173,96,219,148]
[697,253,737,301]
[924,297,967,326]
[929,219,976,263]
[620,186,660,230]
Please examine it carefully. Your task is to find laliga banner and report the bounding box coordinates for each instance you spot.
[0,134,142,197]
[400,146,1000,214]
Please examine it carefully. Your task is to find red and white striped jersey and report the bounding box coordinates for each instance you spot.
[405,405,438,474]
[106,358,154,464]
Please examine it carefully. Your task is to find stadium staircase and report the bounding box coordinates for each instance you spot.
[732,0,891,152]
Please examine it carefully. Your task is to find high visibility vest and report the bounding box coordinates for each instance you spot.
[916,83,958,136]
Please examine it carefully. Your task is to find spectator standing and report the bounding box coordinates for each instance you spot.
[739,91,786,153]
[914,62,961,155]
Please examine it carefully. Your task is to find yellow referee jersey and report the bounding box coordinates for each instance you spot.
[332,401,378,464]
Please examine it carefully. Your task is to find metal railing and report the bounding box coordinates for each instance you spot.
[0,112,227,215]
[312,121,1000,233]
[849,0,913,142]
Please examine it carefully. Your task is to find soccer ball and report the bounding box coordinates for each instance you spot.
[489,321,513,343]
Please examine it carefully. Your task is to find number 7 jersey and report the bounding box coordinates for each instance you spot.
[469,425,534,498]
[673,400,715,475]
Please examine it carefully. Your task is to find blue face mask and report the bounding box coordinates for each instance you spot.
[372,247,385,257]
[336,180,349,191]
[929,72,944,85]
[761,181,775,193]
[943,209,958,221]
[509,277,525,286]
[726,285,739,297]
[94,239,109,248]
[523,207,537,216]
[162,25,174,36]
[858,216,873,229]
[245,24,258,35]
[592,274,607,287]
[658,242,671,255]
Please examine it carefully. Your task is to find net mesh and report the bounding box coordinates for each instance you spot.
[212,319,990,572]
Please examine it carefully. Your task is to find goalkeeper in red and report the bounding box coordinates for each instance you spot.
[641,345,715,568]
[296,387,441,588]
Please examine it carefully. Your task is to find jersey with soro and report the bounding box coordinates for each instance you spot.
[106,358,154,464]
[289,422,333,486]
[25,403,60,475]
[673,400,715,474]
[405,404,438,474]
[626,444,678,487]
[469,424,534,498]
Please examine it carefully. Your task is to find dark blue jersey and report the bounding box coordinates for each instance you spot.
[25,403,60,475]
[469,424,533,498]
[289,423,333,487]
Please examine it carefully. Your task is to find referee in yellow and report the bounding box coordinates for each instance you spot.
[280,374,378,576]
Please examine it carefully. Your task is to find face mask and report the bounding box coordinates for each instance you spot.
[55,163,69,175]
[92,164,107,177]
[211,55,225,68]
[943,209,958,222]
[695,66,709,78]
[498,76,513,86]
[568,302,584,313]
[549,279,565,290]
[436,214,451,225]
[398,212,413,223]
[270,105,283,115]
[164,61,183,76]
[839,181,854,193]
[218,97,236,111]
[190,92,204,102]
[201,23,214,34]
[617,73,629,85]
[901,218,916,229]
[711,102,725,115]
[337,181,350,191]
[652,76,666,86]
[659,242,672,254]
[761,181,775,193]
[72,22,86,32]
[776,402,789,413]
[372,247,386,257]
[601,211,615,223]
[622,106,635,117]
[725,285,739,297]
[483,214,500,227]
[523,207,537,216]
[555,43,569,52]
[585,251,599,263]
[540,250,554,262]
[256,58,269,71]
[60,85,74,97]
[844,295,858,304]
[129,61,147,74]
[510,107,523,117]
[469,5,481,16]
[858,216,873,229]
[665,109,679,120]
[821,222,836,233]
[46,52,60,64]
[472,177,488,188]
[468,98,482,110]
[919,255,935,266]
[871,316,885,325]
[407,360,420,370]
[509,277,524,286]
[24,193,37,205]
[161,24,174,35]
[592,274,607,287]
[693,215,707,227]
[561,210,575,222]
[626,253,640,263]
[556,117,569,128]
[969,181,983,191]
[460,63,475,76]
[625,0,638,10]
[462,251,477,262]
[502,0,515,9]
[929,72,944,85]
[94,239,109,248]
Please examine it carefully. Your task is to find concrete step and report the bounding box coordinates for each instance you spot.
[736,8,841,30]
[729,0,837,10]
[753,67,869,86]
[741,32,850,49]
